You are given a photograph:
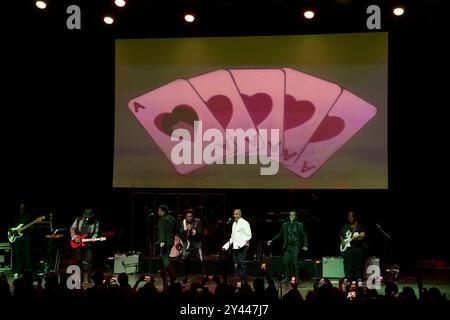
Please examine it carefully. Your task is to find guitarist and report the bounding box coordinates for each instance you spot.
[70,208,99,283]
[11,203,32,276]
[339,211,367,282]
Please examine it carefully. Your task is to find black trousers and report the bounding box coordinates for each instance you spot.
[342,248,366,281]
[160,246,170,269]
[232,246,248,281]
[282,244,301,280]
[179,247,207,279]
[14,237,32,274]
[75,246,93,279]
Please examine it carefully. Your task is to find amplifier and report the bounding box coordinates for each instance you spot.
[322,256,345,278]
[113,253,139,274]
[0,243,13,271]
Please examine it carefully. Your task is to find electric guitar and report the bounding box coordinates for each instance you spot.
[169,235,184,258]
[170,220,199,257]
[8,215,46,243]
[340,232,360,252]
[70,234,106,249]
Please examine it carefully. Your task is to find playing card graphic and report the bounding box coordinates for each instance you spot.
[284,89,377,178]
[229,69,285,154]
[127,68,377,179]
[128,79,227,174]
[188,69,258,156]
[281,68,343,166]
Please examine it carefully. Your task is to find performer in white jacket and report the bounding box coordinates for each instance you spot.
[222,209,252,281]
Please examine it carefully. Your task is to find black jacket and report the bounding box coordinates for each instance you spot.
[271,220,308,250]
[157,214,176,248]
[179,218,203,249]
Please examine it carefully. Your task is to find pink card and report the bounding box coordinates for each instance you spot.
[229,68,285,154]
[128,79,226,174]
[282,68,342,166]
[188,69,258,157]
[284,89,377,178]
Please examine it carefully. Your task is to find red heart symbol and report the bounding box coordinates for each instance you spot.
[309,115,345,142]
[205,95,233,129]
[284,95,315,130]
[241,93,272,126]
[154,105,199,136]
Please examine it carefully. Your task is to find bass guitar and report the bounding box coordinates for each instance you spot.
[8,215,46,243]
[340,232,360,252]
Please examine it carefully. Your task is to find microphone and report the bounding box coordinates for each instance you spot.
[144,206,154,217]
[226,218,233,225]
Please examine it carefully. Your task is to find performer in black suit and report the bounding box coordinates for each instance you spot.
[267,211,308,284]
[179,209,207,283]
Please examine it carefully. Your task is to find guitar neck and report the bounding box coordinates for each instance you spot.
[82,237,104,242]
[19,218,42,232]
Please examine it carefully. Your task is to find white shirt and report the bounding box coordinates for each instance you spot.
[222,218,252,250]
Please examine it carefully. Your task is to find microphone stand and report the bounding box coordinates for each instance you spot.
[51,228,68,272]
[375,223,392,269]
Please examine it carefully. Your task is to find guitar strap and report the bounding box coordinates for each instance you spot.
[351,222,357,236]
[182,219,190,250]
[77,217,91,236]
[75,217,83,235]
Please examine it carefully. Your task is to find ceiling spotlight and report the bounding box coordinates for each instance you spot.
[115,0,126,8]
[184,14,195,23]
[304,10,315,19]
[104,16,114,25]
[36,1,47,9]
[393,7,405,16]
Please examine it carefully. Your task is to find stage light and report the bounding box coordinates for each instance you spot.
[184,14,195,23]
[36,1,47,9]
[304,10,315,19]
[104,16,114,25]
[393,7,405,16]
[115,0,126,8]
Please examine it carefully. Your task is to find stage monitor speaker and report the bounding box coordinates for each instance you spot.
[114,253,139,274]
[322,256,345,278]
[0,243,13,271]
